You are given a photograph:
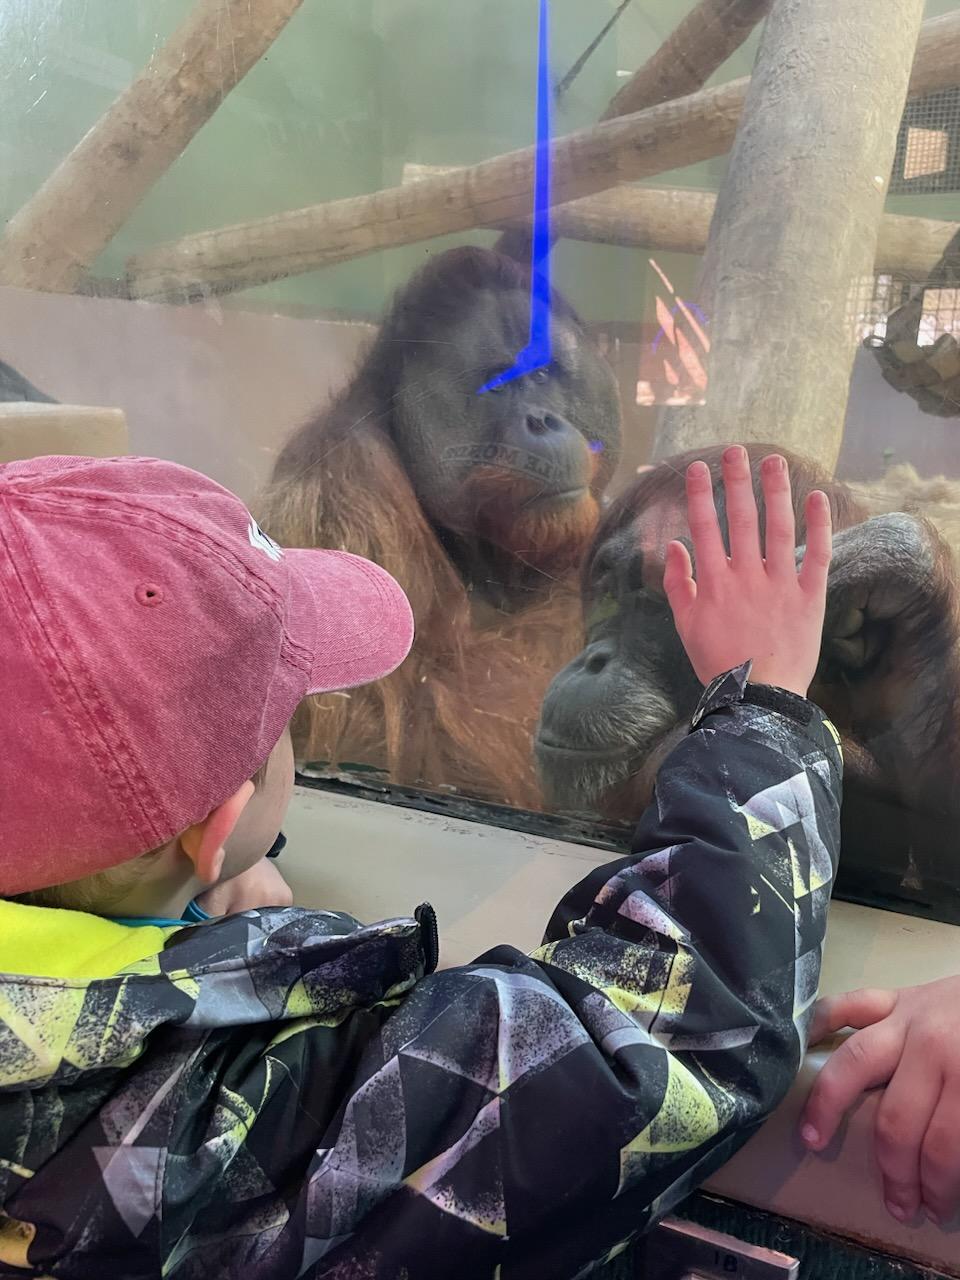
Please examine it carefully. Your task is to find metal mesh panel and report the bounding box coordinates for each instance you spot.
[890,86,960,194]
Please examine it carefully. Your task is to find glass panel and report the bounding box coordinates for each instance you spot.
[2,0,959,921]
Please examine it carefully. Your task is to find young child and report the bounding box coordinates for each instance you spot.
[0,446,838,1278]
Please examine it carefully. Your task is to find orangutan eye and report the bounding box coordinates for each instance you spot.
[625,554,645,593]
[530,365,551,384]
[589,548,615,582]
[585,594,619,636]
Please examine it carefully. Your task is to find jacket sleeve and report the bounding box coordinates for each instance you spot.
[165,672,842,1280]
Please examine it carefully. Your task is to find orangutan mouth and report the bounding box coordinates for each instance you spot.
[531,485,588,505]
[534,733,634,760]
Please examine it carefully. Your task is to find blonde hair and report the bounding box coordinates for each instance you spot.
[15,850,163,913]
[12,758,272,912]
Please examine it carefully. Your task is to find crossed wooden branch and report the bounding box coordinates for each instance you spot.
[0,1,957,301]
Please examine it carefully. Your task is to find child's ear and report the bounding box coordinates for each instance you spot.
[179,781,255,885]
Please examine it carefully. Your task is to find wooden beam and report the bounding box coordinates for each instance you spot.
[497,0,772,261]
[874,211,960,278]
[908,9,960,98]
[412,165,960,275]
[653,0,928,474]
[515,187,721,253]
[126,84,747,300]
[0,0,305,294]
[549,188,960,280]
[125,8,960,302]
[601,0,772,120]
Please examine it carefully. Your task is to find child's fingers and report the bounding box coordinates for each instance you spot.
[800,1019,903,1152]
[663,540,696,618]
[759,455,796,576]
[684,460,726,581]
[874,1043,942,1223]
[722,445,762,568]
[920,1073,960,1223]
[808,988,900,1045]
[798,490,833,595]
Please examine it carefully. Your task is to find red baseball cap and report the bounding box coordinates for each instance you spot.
[0,455,414,895]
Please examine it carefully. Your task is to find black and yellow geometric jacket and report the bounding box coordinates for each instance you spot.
[0,668,842,1278]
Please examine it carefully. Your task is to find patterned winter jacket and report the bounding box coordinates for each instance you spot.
[0,669,842,1279]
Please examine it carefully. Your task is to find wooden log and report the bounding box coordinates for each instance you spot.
[539,187,719,254]
[126,84,747,300]
[497,0,772,261]
[874,211,960,278]
[416,166,960,276]
[653,0,928,474]
[550,188,960,279]
[0,0,305,294]
[126,9,960,302]
[601,0,773,120]
[408,163,727,258]
[909,10,960,98]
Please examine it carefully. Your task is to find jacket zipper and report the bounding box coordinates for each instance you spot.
[414,902,440,974]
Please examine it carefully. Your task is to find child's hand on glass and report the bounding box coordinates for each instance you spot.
[663,444,832,697]
[195,855,294,917]
[802,980,960,1227]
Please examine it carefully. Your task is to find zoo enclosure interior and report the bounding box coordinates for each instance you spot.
[2,0,960,922]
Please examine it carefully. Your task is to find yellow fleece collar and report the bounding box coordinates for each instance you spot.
[0,900,179,979]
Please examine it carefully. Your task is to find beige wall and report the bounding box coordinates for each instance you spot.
[3,284,954,510]
[0,287,371,505]
[0,286,658,502]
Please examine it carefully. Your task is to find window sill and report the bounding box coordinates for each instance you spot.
[284,786,960,1271]
[708,899,960,1274]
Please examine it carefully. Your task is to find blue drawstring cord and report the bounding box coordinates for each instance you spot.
[109,832,287,929]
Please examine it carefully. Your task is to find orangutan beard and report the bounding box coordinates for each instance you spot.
[459,463,600,577]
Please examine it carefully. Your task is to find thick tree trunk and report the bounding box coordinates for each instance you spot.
[653,0,927,473]
[126,8,960,303]
[0,0,305,294]
[601,0,772,120]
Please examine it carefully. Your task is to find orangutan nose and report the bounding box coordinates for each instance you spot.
[583,644,613,675]
[551,641,619,707]
[525,411,565,436]
[537,639,627,752]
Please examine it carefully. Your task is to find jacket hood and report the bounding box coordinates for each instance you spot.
[0,903,427,1091]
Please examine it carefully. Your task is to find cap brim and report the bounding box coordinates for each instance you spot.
[285,548,414,695]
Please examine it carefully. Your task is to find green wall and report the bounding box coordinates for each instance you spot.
[0,0,957,326]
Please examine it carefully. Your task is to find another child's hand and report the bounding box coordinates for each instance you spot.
[663,445,832,697]
[195,856,294,917]
[801,981,960,1226]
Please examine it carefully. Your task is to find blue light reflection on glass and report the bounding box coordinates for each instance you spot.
[478,0,552,395]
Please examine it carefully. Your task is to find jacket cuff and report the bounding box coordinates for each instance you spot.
[691,661,753,727]
[691,662,825,732]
